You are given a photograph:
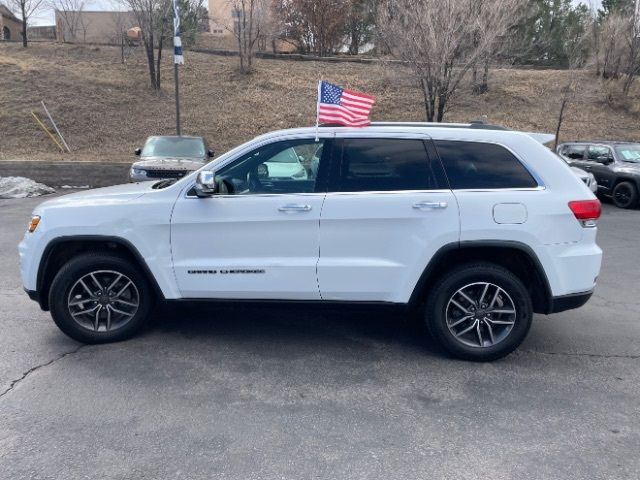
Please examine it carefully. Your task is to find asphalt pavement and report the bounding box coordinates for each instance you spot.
[0,192,639,480]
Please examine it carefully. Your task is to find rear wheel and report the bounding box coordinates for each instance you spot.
[49,253,153,343]
[612,181,638,209]
[425,262,532,361]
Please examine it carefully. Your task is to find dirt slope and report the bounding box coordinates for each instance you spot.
[1,42,639,162]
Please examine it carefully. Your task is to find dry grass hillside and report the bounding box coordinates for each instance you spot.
[1,42,640,162]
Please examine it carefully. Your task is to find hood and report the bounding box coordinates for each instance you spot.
[133,157,205,171]
[34,182,153,213]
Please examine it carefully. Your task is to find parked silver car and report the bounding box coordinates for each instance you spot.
[130,136,213,182]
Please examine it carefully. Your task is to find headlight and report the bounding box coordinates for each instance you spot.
[27,215,40,233]
[131,168,146,176]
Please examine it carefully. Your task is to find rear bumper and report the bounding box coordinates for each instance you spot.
[548,289,593,314]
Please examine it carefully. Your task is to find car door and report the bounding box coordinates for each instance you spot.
[171,137,332,299]
[317,136,459,303]
[586,145,616,192]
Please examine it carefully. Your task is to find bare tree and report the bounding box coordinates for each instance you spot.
[8,0,44,47]
[378,0,527,122]
[120,0,172,89]
[223,0,271,72]
[554,29,590,149]
[598,12,628,79]
[49,0,85,42]
[274,0,350,56]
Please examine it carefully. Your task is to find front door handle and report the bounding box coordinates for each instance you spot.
[278,204,312,213]
[413,201,448,210]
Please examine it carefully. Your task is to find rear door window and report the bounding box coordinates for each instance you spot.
[561,144,587,160]
[434,140,538,189]
[330,138,446,192]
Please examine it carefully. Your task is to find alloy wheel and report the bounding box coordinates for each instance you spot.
[67,270,140,332]
[445,282,516,348]
[614,184,633,208]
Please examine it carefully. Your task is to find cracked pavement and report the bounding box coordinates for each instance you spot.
[1,193,639,479]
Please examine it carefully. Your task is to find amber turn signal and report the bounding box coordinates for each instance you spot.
[27,216,41,233]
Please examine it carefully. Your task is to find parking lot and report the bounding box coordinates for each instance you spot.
[1,193,639,480]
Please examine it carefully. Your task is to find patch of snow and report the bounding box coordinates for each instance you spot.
[0,176,56,199]
[60,185,90,189]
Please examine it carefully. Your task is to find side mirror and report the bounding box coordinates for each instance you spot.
[134,148,142,156]
[194,171,217,197]
[596,155,613,165]
[207,149,215,158]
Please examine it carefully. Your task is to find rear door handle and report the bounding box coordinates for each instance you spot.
[413,201,448,210]
[278,204,312,213]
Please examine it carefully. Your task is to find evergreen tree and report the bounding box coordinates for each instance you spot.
[514,0,591,67]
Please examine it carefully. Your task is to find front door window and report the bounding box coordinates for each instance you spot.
[587,146,614,163]
[216,139,327,195]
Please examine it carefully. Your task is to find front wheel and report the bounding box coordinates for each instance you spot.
[49,253,154,343]
[425,263,533,361]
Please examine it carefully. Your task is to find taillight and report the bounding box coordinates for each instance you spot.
[568,199,601,227]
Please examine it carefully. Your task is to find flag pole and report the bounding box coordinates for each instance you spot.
[315,80,321,142]
[174,62,181,136]
[173,0,183,136]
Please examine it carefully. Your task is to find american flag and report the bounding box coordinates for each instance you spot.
[317,80,375,127]
[173,0,184,64]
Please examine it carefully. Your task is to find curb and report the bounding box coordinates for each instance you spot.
[0,161,131,188]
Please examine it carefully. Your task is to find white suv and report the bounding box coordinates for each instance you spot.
[19,123,602,361]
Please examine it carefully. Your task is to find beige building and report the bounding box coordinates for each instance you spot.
[0,3,22,42]
[55,10,137,45]
[206,0,295,52]
[208,0,234,36]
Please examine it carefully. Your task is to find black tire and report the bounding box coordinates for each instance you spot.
[612,181,638,209]
[48,253,154,343]
[425,262,532,361]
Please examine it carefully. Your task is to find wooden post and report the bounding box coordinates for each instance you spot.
[41,101,71,152]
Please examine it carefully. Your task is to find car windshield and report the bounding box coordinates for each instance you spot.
[267,148,301,164]
[142,137,205,158]
[615,145,640,163]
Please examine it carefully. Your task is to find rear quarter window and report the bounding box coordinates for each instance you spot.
[434,140,538,189]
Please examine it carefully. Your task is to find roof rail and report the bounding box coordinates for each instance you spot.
[368,121,509,131]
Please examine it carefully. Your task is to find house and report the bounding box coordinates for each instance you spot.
[55,10,137,44]
[0,3,21,42]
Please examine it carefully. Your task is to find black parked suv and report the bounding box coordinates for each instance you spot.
[557,142,640,208]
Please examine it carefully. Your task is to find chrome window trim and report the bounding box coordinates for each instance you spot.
[449,186,546,193]
[185,192,328,199]
[184,186,545,199]
[323,189,453,196]
[182,134,550,198]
